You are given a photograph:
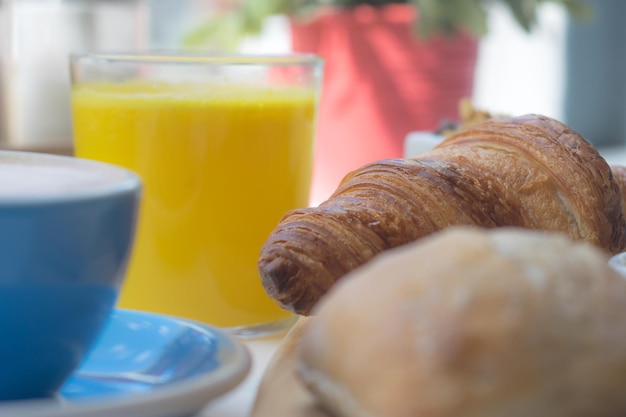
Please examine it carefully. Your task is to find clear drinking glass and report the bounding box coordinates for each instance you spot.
[70,53,323,337]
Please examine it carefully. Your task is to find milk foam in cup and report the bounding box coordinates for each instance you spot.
[0,150,140,401]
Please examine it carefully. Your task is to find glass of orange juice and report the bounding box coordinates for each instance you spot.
[69,53,323,337]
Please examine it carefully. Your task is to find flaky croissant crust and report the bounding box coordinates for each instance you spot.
[258,114,626,315]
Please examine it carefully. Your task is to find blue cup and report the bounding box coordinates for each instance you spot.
[0,150,141,401]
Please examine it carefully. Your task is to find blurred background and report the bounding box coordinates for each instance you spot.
[0,0,624,157]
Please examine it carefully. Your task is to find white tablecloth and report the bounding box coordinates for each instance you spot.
[196,334,283,417]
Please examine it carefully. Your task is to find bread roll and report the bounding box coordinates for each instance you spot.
[297,227,626,417]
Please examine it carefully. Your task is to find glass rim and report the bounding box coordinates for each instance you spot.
[70,51,324,66]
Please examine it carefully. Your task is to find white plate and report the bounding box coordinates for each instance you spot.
[0,309,251,417]
[404,131,444,158]
[609,252,626,278]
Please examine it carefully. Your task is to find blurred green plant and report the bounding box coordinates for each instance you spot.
[183,0,589,49]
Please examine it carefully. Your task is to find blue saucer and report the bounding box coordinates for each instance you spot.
[0,309,251,417]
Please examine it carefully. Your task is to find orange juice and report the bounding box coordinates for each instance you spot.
[72,82,317,328]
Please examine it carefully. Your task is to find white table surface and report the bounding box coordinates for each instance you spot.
[196,332,284,417]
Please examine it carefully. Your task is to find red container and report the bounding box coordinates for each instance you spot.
[291,4,478,204]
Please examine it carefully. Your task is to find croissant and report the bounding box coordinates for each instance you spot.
[611,165,626,218]
[258,114,626,315]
